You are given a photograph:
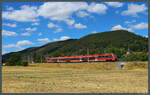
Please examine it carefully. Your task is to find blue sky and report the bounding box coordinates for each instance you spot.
[2,2,148,54]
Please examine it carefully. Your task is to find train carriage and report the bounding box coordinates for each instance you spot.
[46,53,117,63]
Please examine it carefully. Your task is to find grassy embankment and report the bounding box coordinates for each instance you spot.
[2,62,148,93]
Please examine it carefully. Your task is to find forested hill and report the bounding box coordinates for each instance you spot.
[3,30,148,62]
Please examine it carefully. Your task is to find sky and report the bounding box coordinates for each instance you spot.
[2,2,148,55]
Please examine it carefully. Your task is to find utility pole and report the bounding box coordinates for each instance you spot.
[41,56,42,64]
[87,48,89,62]
[28,55,29,63]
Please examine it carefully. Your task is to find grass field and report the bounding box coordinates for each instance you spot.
[2,62,148,93]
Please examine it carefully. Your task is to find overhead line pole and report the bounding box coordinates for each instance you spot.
[87,48,89,63]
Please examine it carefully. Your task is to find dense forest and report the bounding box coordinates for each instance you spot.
[3,30,148,65]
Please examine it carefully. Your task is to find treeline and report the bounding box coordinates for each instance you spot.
[4,53,28,66]
[48,47,148,61]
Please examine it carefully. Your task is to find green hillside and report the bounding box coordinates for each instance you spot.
[2,30,148,62]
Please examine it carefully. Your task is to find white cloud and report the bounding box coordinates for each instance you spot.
[3,44,16,49]
[25,27,37,32]
[2,30,18,36]
[125,20,136,24]
[55,27,62,33]
[31,22,39,26]
[48,22,58,28]
[54,36,70,41]
[6,6,14,11]
[77,11,90,18]
[17,40,33,47]
[2,5,38,22]
[3,40,33,49]
[47,22,62,33]
[38,32,42,36]
[105,2,123,7]
[38,2,88,21]
[121,4,147,17]
[21,32,31,36]
[87,3,107,14]
[37,2,107,25]
[3,23,17,28]
[37,38,50,43]
[74,23,87,29]
[92,30,97,34]
[111,25,132,32]
[65,19,75,26]
[131,22,148,30]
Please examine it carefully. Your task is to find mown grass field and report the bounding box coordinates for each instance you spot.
[2,62,148,93]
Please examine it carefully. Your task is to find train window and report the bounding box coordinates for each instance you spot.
[63,58,70,60]
[82,57,88,59]
[48,59,54,60]
[59,59,64,61]
[89,57,95,59]
[98,56,103,58]
[70,58,80,60]
[104,55,112,58]
[50,59,57,61]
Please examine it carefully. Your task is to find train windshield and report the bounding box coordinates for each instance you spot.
[112,54,117,57]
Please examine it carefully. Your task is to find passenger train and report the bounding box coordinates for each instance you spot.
[45,53,117,63]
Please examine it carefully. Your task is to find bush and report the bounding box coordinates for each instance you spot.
[123,52,148,61]
[21,61,28,66]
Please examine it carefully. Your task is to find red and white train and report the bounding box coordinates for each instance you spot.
[45,53,117,63]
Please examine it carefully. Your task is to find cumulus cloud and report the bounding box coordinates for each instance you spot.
[77,11,90,18]
[111,25,132,32]
[48,22,58,28]
[131,22,148,30]
[3,40,33,49]
[55,27,62,33]
[3,2,108,26]
[31,22,39,26]
[74,23,87,29]
[2,30,18,36]
[48,22,62,33]
[38,32,42,36]
[2,5,38,22]
[65,19,75,26]
[21,32,31,36]
[3,44,16,49]
[37,2,107,25]
[25,27,37,32]
[121,4,147,17]
[92,30,97,34]
[105,2,123,7]
[124,20,136,24]
[37,38,50,43]
[17,40,33,46]
[38,2,88,21]
[54,36,70,41]
[87,3,107,14]
[6,6,14,11]
[3,23,17,28]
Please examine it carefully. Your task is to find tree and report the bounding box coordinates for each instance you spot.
[7,53,21,66]
[51,51,61,57]
[104,47,126,58]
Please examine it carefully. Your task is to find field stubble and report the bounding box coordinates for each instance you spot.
[2,62,148,93]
